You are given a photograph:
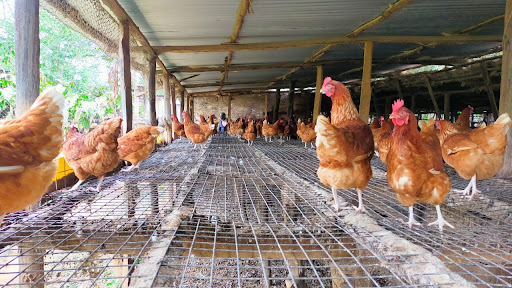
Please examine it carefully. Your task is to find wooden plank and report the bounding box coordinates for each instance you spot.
[153,35,501,54]
[359,42,373,123]
[480,62,499,119]
[444,94,450,120]
[148,56,157,126]
[498,0,512,178]
[119,21,132,134]
[184,80,271,88]
[287,80,296,117]
[227,95,232,120]
[424,75,441,118]
[313,66,323,122]
[14,0,40,117]
[273,88,281,122]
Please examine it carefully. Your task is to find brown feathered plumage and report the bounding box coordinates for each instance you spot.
[118,125,163,172]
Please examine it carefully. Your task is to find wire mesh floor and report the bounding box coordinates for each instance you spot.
[0,135,510,287]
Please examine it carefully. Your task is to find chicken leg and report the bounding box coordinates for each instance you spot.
[0,214,4,226]
[310,142,315,149]
[304,142,307,148]
[88,176,105,192]
[122,162,140,172]
[352,188,367,213]
[427,205,454,232]
[405,206,422,228]
[65,179,85,192]
[454,174,480,200]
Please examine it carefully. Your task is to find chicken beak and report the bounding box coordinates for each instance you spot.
[388,114,397,119]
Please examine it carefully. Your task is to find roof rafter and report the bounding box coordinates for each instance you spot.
[218,0,253,92]
[267,0,415,87]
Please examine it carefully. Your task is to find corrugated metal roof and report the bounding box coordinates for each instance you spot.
[115,0,505,94]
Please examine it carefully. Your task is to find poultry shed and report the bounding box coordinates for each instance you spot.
[2,0,512,287]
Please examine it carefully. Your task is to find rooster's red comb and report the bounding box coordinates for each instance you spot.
[322,77,332,90]
[392,99,405,113]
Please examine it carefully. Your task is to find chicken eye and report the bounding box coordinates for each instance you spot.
[400,111,405,115]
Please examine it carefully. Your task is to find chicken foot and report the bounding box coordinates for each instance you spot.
[88,176,105,192]
[454,174,480,200]
[304,142,307,148]
[0,214,4,226]
[122,162,141,172]
[404,206,422,228]
[427,205,454,232]
[65,179,85,192]
[310,142,315,149]
[352,188,367,213]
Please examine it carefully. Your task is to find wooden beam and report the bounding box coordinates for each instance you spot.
[411,95,416,113]
[454,14,505,35]
[15,0,40,117]
[148,56,157,126]
[171,84,176,116]
[186,95,190,113]
[313,66,323,122]
[153,35,501,54]
[167,59,453,73]
[444,94,450,120]
[498,0,512,178]
[384,97,391,119]
[359,42,373,123]
[480,62,499,119]
[287,80,296,117]
[273,88,281,122]
[227,95,232,120]
[395,79,403,99]
[218,0,252,91]
[184,80,272,88]
[119,21,132,134]
[423,75,441,118]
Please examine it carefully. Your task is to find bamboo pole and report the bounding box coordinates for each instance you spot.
[119,20,132,134]
[313,66,323,122]
[359,42,373,123]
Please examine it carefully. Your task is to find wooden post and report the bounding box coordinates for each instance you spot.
[480,62,499,119]
[227,95,232,120]
[444,94,450,120]
[163,74,171,122]
[265,94,268,118]
[410,95,416,114]
[273,88,281,122]
[180,89,185,121]
[395,79,404,99]
[287,80,296,118]
[190,98,194,119]
[498,0,512,178]
[424,75,441,118]
[15,0,40,117]
[171,83,176,116]
[186,95,190,114]
[359,42,373,123]
[15,1,45,287]
[313,66,323,121]
[384,97,391,119]
[372,96,381,116]
[119,21,132,133]
[148,56,157,126]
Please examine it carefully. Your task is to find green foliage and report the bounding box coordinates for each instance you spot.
[0,2,120,130]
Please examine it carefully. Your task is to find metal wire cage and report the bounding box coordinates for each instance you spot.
[0,136,511,287]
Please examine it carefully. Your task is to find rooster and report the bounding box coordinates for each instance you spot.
[63,118,123,192]
[0,87,64,224]
[315,77,374,212]
[387,99,452,231]
[437,113,511,200]
[118,125,163,172]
